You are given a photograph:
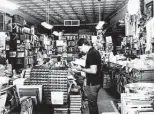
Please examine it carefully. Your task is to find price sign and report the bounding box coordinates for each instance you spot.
[51,92,63,105]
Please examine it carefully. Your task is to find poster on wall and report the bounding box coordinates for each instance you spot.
[146,1,153,20]
[5,14,12,32]
[0,12,12,32]
[0,32,6,50]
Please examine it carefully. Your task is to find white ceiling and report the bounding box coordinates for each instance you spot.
[5,0,128,26]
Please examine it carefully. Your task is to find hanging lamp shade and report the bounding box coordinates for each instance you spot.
[41,22,53,30]
[41,0,53,30]
[95,21,105,30]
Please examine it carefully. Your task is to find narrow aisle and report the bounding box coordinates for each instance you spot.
[83,87,120,114]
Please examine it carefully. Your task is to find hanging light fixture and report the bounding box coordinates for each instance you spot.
[52,31,59,36]
[96,21,105,30]
[95,0,105,30]
[41,0,53,30]
[41,22,53,29]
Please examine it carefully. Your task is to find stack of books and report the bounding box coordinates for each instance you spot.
[69,95,82,114]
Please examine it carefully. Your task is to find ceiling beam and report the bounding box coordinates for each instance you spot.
[114,0,120,10]
[40,0,65,20]
[55,0,73,20]
[17,1,44,22]
[67,0,81,20]
[38,0,63,24]
[79,0,89,23]
[105,0,128,21]
[18,4,45,21]
[18,8,43,22]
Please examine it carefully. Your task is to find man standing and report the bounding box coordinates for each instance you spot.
[75,38,102,114]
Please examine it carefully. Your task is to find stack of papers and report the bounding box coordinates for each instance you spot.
[72,59,85,67]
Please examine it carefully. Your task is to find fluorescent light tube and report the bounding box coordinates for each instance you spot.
[0,0,19,9]
[41,22,53,30]
[52,31,59,36]
[95,21,105,30]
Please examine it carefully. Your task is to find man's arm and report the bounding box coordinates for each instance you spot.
[77,65,97,74]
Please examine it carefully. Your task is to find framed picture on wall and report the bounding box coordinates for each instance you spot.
[5,14,12,32]
[146,1,153,20]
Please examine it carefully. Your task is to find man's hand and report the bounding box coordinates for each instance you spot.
[71,65,82,73]
[71,68,80,73]
[75,65,82,71]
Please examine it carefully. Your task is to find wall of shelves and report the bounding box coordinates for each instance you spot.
[64,34,79,54]
[6,15,41,70]
[79,33,94,46]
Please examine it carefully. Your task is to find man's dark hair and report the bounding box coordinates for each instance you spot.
[77,38,91,46]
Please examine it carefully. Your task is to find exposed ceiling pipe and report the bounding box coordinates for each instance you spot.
[98,0,101,21]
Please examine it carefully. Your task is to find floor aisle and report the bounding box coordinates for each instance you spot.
[83,87,120,114]
[26,87,120,114]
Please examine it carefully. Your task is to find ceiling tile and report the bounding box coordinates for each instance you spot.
[6,0,128,25]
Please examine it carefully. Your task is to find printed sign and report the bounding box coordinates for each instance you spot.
[0,32,6,50]
[51,92,63,105]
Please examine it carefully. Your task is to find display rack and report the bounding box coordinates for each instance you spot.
[108,62,154,94]
[8,23,41,69]
[24,32,33,68]
[121,93,154,114]
[0,85,20,114]
[25,67,69,105]
[31,34,41,65]
[79,32,94,45]
[8,23,25,69]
